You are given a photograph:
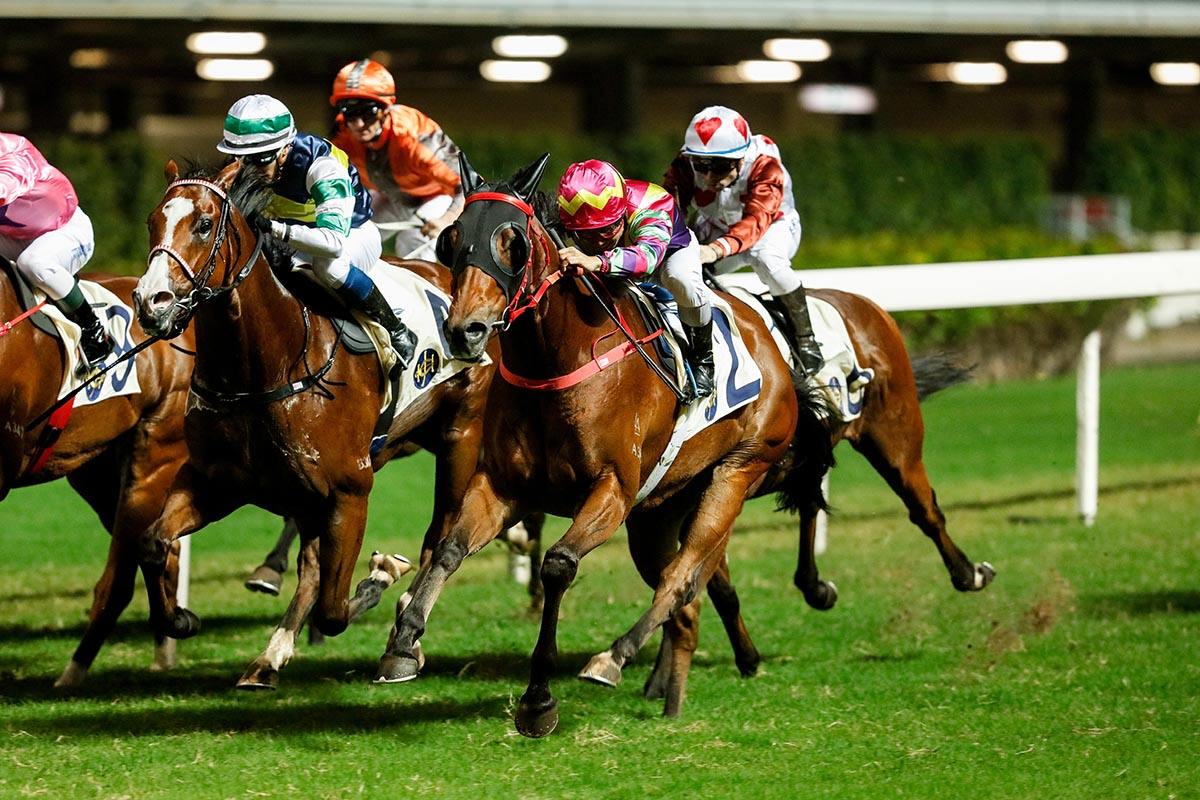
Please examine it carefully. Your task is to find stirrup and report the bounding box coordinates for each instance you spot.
[796,338,824,377]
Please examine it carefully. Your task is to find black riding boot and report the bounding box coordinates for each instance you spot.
[62,301,114,368]
[777,285,824,377]
[684,319,716,400]
[339,285,417,371]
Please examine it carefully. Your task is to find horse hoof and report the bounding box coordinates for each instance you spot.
[169,607,201,639]
[374,654,420,684]
[804,580,839,611]
[736,653,761,678]
[244,565,283,596]
[236,667,279,691]
[974,562,996,590]
[514,698,559,739]
[54,660,87,689]
[578,651,622,688]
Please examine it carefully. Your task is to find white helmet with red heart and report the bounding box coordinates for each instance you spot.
[682,106,752,158]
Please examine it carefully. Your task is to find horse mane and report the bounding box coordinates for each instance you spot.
[177,160,292,273]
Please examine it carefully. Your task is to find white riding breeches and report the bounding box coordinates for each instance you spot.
[0,206,95,300]
[289,220,383,288]
[711,209,803,296]
[659,229,712,327]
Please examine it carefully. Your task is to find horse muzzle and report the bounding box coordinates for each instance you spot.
[444,318,491,361]
[132,288,188,340]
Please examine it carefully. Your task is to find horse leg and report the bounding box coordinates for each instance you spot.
[346,551,413,623]
[706,557,761,677]
[582,466,757,718]
[522,512,546,612]
[515,472,630,738]
[376,470,517,683]
[793,508,839,610]
[237,535,321,690]
[58,430,188,687]
[140,463,240,640]
[307,491,370,637]
[853,431,995,592]
[661,597,702,718]
[614,510,682,699]
[245,518,299,596]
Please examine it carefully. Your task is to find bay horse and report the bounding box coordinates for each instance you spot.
[375,152,810,737]
[0,259,194,687]
[130,160,500,688]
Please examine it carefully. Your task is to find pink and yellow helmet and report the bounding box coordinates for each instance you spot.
[682,105,752,158]
[557,159,627,230]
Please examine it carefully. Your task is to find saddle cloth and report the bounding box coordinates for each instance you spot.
[36,280,143,407]
[728,286,873,422]
[340,261,486,414]
[632,288,763,504]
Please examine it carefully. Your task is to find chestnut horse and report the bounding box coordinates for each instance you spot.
[130,161,497,688]
[0,260,194,687]
[374,153,811,737]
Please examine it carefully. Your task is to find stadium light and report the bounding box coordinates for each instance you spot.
[70,49,111,69]
[715,60,801,83]
[763,38,831,62]
[1150,62,1200,86]
[186,32,267,55]
[492,35,568,58]
[930,62,1007,85]
[1006,40,1068,64]
[799,84,877,115]
[480,60,552,83]
[196,58,275,82]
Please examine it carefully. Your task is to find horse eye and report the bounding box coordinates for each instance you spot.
[196,217,213,236]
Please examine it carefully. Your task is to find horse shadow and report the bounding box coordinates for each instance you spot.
[1080,590,1200,617]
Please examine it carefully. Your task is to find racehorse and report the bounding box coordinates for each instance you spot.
[130,160,500,688]
[0,259,194,687]
[374,152,812,737]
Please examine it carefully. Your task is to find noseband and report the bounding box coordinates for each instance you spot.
[147,178,264,319]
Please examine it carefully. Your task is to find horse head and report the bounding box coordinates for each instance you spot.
[438,151,552,360]
[133,159,265,339]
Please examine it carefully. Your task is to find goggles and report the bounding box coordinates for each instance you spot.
[338,101,385,122]
[689,156,739,175]
[238,149,283,168]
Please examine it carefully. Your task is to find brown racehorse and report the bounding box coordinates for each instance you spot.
[0,260,194,688]
[374,153,811,737]
[130,160,499,688]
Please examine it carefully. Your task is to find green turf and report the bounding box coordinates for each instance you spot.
[1,362,1197,799]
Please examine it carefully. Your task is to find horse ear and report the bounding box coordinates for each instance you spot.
[215,161,240,188]
[458,150,484,195]
[511,152,551,202]
[164,159,179,182]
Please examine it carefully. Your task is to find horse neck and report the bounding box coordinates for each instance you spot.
[191,250,308,391]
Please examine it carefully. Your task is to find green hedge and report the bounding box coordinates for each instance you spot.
[1081,129,1200,233]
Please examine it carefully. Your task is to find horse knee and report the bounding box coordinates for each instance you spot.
[539,549,578,592]
[137,532,172,567]
[432,537,467,574]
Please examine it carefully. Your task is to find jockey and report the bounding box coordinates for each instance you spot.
[556,159,716,399]
[0,132,113,369]
[329,58,463,260]
[218,94,417,371]
[663,105,823,376]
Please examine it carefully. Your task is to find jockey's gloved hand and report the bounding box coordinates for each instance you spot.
[247,212,273,235]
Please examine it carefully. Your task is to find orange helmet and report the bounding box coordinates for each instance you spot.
[330,59,396,107]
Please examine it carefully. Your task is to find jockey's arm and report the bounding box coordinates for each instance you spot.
[0,151,38,206]
[268,155,355,258]
[708,156,784,259]
[597,208,672,277]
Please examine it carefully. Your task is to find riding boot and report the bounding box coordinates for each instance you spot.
[777,285,824,377]
[684,319,716,400]
[62,300,115,368]
[338,283,417,371]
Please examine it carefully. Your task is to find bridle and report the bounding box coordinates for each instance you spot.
[147,178,264,328]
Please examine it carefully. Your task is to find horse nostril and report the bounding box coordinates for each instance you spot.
[150,290,175,312]
[464,321,489,344]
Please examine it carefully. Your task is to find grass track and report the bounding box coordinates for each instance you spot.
[1,362,1198,799]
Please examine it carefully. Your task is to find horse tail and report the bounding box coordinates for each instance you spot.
[774,378,839,515]
[911,353,973,401]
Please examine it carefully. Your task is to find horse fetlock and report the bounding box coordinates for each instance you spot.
[168,607,201,639]
[804,579,839,611]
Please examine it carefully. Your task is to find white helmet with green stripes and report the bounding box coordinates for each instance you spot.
[217,94,296,156]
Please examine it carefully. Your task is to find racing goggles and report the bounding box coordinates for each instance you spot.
[689,156,740,175]
[337,101,385,122]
